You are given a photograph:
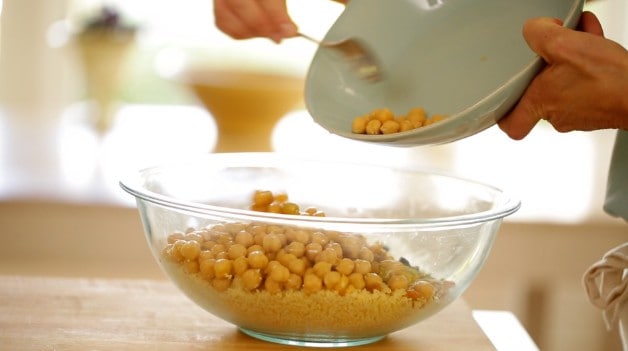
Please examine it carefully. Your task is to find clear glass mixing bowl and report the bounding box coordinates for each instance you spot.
[120,152,520,347]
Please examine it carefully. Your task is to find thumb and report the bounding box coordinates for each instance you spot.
[497,81,544,140]
[522,17,564,63]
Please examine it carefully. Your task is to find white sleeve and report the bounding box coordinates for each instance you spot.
[604,130,628,222]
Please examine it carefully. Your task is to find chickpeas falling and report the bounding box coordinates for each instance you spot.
[352,107,446,135]
[250,190,325,217]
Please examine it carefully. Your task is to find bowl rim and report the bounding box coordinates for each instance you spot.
[119,152,521,228]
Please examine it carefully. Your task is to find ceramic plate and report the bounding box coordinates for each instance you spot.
[305,0,585,146]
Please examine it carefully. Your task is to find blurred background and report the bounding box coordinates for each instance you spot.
[0,0,626,350]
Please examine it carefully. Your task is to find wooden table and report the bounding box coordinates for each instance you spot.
[0,275,496,350]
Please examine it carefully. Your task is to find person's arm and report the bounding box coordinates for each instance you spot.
[213,0,348,43]
[498,11,628,140]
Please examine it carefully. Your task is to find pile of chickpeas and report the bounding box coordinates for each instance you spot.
[161,192,436,301]
[351,107,446,135]
[163,223,435,300]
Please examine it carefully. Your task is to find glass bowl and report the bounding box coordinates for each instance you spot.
[120,152,520,347]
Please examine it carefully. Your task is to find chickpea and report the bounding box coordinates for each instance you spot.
[323,271,341,289]
[372,108,394,123]
[316,248,338,265]
[285,274,303,290]
[387,274,410,291]
[396,117,413,132]
[287,257,307,276]
[348,272,366,290]
[248,225,266,236]
[247,250,269,269]
[364,272,385,292]
[199,258,216,279]
[253,190,274,206]
[264,277,283,294]
[280,202,300,215]
[286,241,306,258]
[246,244,263,255]
[199,251,214,261]
[325,242,343,260]
[370,243,391,261]
[291,230,310,245]
[267,203,282,213]
[335,274,350,294]
[266,225,282,234]
[171,240,187,262]
[358,247,375,262]
[209,224,227,234]
[167,231,185,244]
[216,233,232,245]
[305,242,323,262]
[253,232,266,246]
[407,281,435,300]
[353,259,372,275]
[225,223,246,234]
[277,252,297,268]
[234,230,255,247]
[365,119,382,135]
[310,232,329,246]
[161,244,172,259]
[241,269,262,290]
[214,258,233,279]
[274,193,289,203]
[214,251,229,260]
[210,244,227,257]
[233,256,249,276]
[201,240,217,251]
[403,120,418,130]
[262,233,282,253]
[339,235,362,259]
[250,204,268,212]
[269,263,290,283]
[407,107,427,127]
[379,259,406,280]
[265,260,282,274]
[303,207,319,216]
[351,115,368,134]
[184,232,203,244]
[312,261,333,278]
[380,120,401,134]
[325,231,341,243]
[303,273,322,294]
[335,258,355,276]
[425,114,445,126]
[228,243,247,260]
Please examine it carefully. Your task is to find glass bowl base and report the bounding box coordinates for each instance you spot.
[238,328,386,348]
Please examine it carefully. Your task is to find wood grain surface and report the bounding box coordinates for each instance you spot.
[0,275,496,351]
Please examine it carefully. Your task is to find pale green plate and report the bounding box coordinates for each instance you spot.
[305,0,585,146]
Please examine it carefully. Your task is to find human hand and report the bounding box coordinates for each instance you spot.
[213,0,348,43]
[213,0,296,43]
[498,11,628,140]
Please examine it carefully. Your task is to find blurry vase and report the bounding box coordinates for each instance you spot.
[74,28,135,132]
[181,69,304,152]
